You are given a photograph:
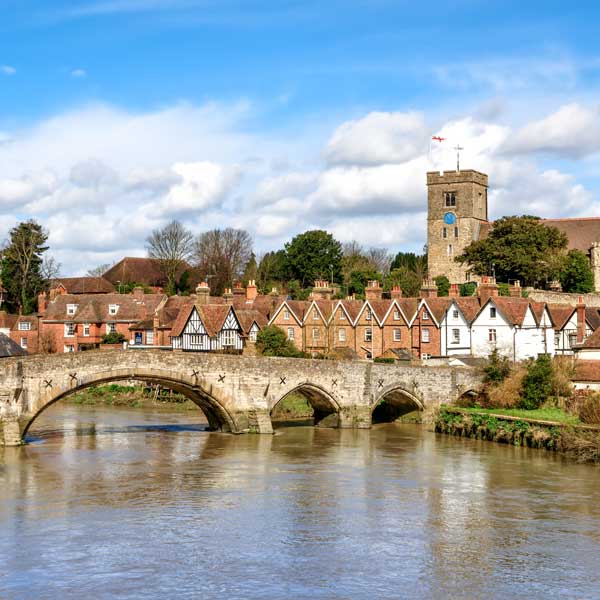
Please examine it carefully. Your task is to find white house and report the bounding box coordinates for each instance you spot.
[439,298,478,356]
[547,303,599,355]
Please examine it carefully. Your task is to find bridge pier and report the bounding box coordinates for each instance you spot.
[0,418,25,446]
[339,406,372,429]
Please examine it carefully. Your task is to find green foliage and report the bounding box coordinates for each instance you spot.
[284,230,343,287]
[256,325,305,357]
[287,280,311,300]
[101,332,126,344]
[482,349,512,385]
[456,215,568,287]
[257,250,287,292]
[348,269,380,297]
[243,252,258,284]
[519,354,555,410]
[390,251,427,275]
[0,219,49,314]
[497,282,510,296]
[374,357,395,364]
[459,282,477,297]
[560,249,594,293]
[384,267,421,297]
[118,281,154,294]
[434,275,450,297]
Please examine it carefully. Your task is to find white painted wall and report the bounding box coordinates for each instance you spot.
[440,302,471,356]
[470,301,515,359]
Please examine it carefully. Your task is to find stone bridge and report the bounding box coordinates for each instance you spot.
[0,350,483,445]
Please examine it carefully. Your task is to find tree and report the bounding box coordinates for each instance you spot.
[384,267,421,298]
[460,282,477,297]
[434,275,450,297]
[242,252,258,284]
[256,325,304,357]
[146,220,194,295]
[87,263,113,277]
[390,251,428,279]
[284,230,343,288]
[257,250,287,292]
[519,354,555,410]
[560,249,594,293]
[0,220,49,314]
[366,247,392,274]
[456,216,568,287]
[482,349,512,385]
[194,228,253,295]
[348,268,380,297]
[341,241,371,284]
[41,256,61,282]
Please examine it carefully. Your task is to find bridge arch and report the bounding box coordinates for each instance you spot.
[21,368,239,439]
[270,383,341,427]
[371,384,424,424]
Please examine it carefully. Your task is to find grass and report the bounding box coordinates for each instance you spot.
[271,392,314,419]
[456,406,580,426]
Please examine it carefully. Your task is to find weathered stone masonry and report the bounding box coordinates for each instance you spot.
[0,350,482,446]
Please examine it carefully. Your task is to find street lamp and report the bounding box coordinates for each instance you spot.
[329,264,333,285]
[116,280,122,294]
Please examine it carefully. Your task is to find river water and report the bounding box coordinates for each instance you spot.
[1,405,600,599]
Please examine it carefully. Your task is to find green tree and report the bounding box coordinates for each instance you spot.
[257,250,287,292]
[347,268,380,297]
[456,216,568,287]
[101,332,127,344]
[482,349,512,385]
[560,249,594,293]
[434,275,450,297]
[1,220,49,314]
[519,354,555,410]
[384,267,421,298]
[284,230,343,287]
[256,325,304,357]
[242,252,258,284]
[459,282,477,297]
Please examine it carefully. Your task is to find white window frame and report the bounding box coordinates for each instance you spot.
[66,304,78,316]
[83,323,90,337]
[453,309,459,319]
[287,327,295,341]
[422,310,429,320]
[64,322,75,337]
[393,328,401,342]
[422,328,430,343]
[313,309,319,321]
[222,329,236,347]
[283,309,290,320]
[338,328,346,342]
[146,330,154,345]
[339,310,346,320]
[108,304,119,316]
[312,327,320,340]
[488,328,497,343]
[364,327,372,342]
[365,308,372,321]
[20,336,27,349]
[106,322,116,334]
[64,344,75,353]
[452,328,460,344]
[421,353,432,360]
[393,310,400,321]
[18,321,31,331]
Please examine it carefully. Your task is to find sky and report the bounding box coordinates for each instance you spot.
[2,0,600,275]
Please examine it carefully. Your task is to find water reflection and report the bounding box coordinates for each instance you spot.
[1,405,599,599]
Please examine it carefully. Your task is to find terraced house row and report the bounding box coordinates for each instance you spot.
[2,273,599,362]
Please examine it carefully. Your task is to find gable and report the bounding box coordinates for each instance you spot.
[182,308,207,335]
[223,308,241,330]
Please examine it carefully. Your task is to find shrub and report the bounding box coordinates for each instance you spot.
[374,357,395,364]
[482,349,512,385]
[519,354,554,410]
[101,332,126,344]
[487,364,527,408]
[256,325,305,358]
[568,390,600,425]
[459,282,477,297]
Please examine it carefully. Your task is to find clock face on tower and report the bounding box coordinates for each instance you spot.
[444,212,456,225]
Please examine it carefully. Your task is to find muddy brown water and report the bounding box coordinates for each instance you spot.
[1,404,599,599]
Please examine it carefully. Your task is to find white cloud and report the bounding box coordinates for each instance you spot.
[70,68,87,78]
[0,65,16,76]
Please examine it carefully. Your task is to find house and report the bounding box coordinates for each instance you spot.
[10,315,40,353]
[547,300,600,355]
[0,332,27,357]
[50,276,115,294]
[0,311,17,337]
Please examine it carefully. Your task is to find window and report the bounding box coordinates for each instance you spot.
[283,309,290,320]
[365,308,372,321]
[338,328,346,342]
[20,337,27,349]
[339,310,346,320]
[422,310,429,320]
[83,323,90,337]
[287,327,295,340]
[108,304,119,316]
[445,192,456,207]
[64,344,75,353]
[568,333,577,348]
[488,329,497,343]
[18,321,30,331]
[106,322,116,334]
[393,328,401,341]
[554,332,560,347]
[490,307,497,319]
[67,303,78,316]
[453,309,459,319]
[422,328,430,343]
[146,330,154,345]
[452,328,460,344]
[442,227,448,239]
[364,328,372,342]
[312,328,320,340]
[64,322,75,337]
[366,351,372,359]
[249,328,257,343]
[393,310,401,320]
[313,309,319,320]
[222,329,236,347]
[454,226,459,238]
[421,353,431,360]
[447,244,453,256]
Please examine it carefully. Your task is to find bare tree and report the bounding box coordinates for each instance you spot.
[86,263,113,277]
[41,255,61,282]
[343,241,364,258]
[366,247,392,274]
[146,220,194,294]
[194,228,253,295]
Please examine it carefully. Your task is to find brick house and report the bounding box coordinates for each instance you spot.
[10,315,40,353]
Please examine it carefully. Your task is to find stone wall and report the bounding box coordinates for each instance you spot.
[526,288,600,307]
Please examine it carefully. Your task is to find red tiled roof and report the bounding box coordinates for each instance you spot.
[398,298,419,323]
[53,277,115,294]
[103,257,192,287]
[421,297,453,323]
[581,328,600,349]
[455,297,481,323]
[547,304,576,330]
[542,218,600,253]
[338,300,364,322]
[236,309,267,334]
[369,299,393,323]
[574,360,600,381]
[585,308,600,331]
[0,311,18,330]
[486,297,532,326]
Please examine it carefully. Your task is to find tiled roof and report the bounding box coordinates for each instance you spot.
[573,360,600,381]
[103,257,191,287]
[542,218,600,253]
[53,277,115,294]
[170,304,195,337]
[0,311,18,330]
[421,297,453,323]
[11,315,39,331]
[488,297,532,326]
[43,293,165,323]
[236,309,268,333]
[198,305,234,337]
[0,333,27,357]
[547,304,576,330]
[455,297,481,323]
[338,299,364,322]
[581,328,600,349]
[398,298,419,323]
[585,308,600,331]
[369,299,393,323]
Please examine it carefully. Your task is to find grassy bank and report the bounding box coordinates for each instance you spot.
[66,384,198,410]
[271,393,314,420]
[436,406,600,462]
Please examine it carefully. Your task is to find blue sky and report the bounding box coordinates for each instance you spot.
[2,1,600,274]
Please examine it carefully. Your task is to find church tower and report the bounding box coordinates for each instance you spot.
[426,169,489,283]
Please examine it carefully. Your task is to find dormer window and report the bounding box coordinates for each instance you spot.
[445,192,456,207]
[18,321,31,331]
[67,304,78,316]
[109,304,119,316]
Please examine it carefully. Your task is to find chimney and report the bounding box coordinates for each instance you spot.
[269,286,279,296]
[549,280,562,292]
[449,283,460,298]
[49,287,58,302]
[509,280,522,298]
[132,286,145,300]
[390,285,402,301]
[420,278,438,299]
[365,280,382,302]
[38,291,47,316]
[232,281,245,297]
[246,280,258,302]
[577,296,586,343]
[223,288,234,304]
[478,276,499,305]
[196,282,210,305]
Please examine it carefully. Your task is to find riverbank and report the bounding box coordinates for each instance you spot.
[435,406,600,462]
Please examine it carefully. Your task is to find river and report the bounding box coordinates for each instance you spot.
[1,404,599,599]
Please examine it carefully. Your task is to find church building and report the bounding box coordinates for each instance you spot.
[426,169,600,290]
